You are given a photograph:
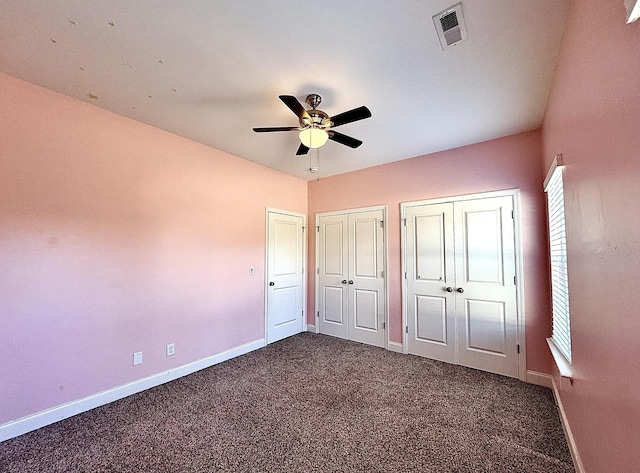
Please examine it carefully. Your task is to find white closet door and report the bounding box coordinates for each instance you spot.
[404,195,519,378]
[318,213,349,339]
[317,208,386,348]
[454,196,518,377]
[405,203,456,362]
[348,209,386,347]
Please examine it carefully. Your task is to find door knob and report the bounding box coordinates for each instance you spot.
[445,287,453,292]
[341,280,347,284]
[269,281,275,286]
[348,280,354,284]
[456,287,464,293]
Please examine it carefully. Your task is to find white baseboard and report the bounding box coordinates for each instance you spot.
[387,341,403,354]
[306,324,316,333]
[0,338,266,443]
[551,376,585,473]
[526,370,552,388]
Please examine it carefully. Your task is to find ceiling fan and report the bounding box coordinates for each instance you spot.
[252,94,372,155]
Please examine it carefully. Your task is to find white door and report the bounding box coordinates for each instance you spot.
[348,210,386,347]
[404,195,519,377]
[405,202,456,363]
[317,208,386,348]
[454,197,518,377]
[317,213,349,339]
[266,210,305,344]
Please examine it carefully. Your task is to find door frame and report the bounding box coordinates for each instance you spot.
[400,189,526,381]
[264,208,307,344]
[314,205,389,349]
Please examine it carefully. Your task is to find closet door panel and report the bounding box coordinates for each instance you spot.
[454,196,518,377]
[318,215,349,339]
[405,203,456,363]
[348,209,386,347]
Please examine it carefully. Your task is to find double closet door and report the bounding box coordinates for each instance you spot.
[317,208,386,348]
[403,194,520,378]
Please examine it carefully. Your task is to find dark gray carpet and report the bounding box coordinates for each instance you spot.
[0,333,573,472]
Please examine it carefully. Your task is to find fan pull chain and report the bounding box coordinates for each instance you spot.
[308,145,320,178]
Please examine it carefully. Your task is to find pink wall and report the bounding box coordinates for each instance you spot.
[0,73,307,425]
[307,130,552,374]
[541,0,640,471]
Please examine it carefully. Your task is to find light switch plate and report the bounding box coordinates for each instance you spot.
[133,351,143,366]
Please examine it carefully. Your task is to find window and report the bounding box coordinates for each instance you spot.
[544,155,571,363]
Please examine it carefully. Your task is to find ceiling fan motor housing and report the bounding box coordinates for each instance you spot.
[301,109,330,129]
[299,94,331,128]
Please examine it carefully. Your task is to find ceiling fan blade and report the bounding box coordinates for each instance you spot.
[253,126,299,133]
[328,131,363,148]
[279,95,311,121]
[296,143,310,155]
[330,106,372,128]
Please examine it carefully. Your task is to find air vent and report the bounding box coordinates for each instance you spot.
[433,3,468,50]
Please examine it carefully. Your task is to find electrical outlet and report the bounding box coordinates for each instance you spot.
[166,343,175,357]
[133,351,143,366]
[249,266,255,276]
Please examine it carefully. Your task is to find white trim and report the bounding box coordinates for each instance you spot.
[400,205,408,355]
[551,376,585,473]
[387,341,403,354]
[0,338,265,443]
[512,190,527,381]
[313,204,387,218]
[382,206,389,350]
[547,337,574,384]
[400,189,527,380]
[401,188,522,210]
[305,324,316,333]
[314,212,320,336]
[625,0,640,23]
[265,208,307,345]
[526,370,552,388]
[543,153,563,191]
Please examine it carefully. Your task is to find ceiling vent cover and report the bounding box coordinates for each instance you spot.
[433,3,468,50]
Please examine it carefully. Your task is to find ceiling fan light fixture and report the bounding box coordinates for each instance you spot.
[254,94,370,155]
[299,127,329,149]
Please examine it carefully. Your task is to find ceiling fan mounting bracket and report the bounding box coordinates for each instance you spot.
[305,94,322,109]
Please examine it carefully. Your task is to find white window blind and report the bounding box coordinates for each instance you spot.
[544,156,571,363]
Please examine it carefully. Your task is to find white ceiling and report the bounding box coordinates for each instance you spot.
[0,1,568,180]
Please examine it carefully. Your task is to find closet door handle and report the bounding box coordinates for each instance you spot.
[456,287,464,293]
[341,280,348,284]
[445,287,453,292]
[269,281,275,286]
[348,280,354,284]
